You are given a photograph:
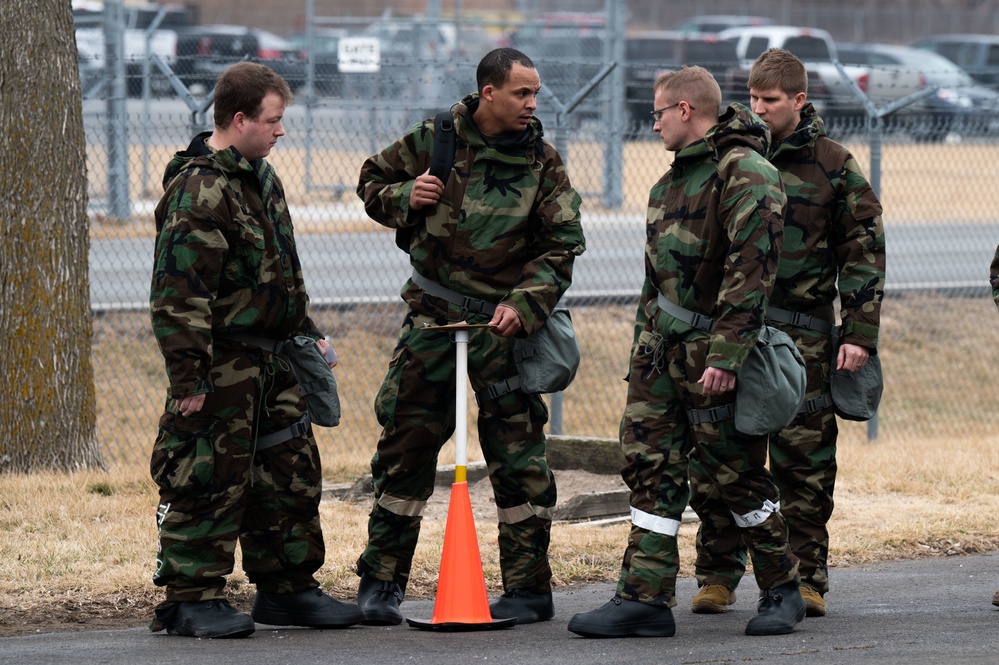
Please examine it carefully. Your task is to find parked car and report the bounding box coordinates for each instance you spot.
[671,14,774,34]
[841,42,999,140]
[835,42,928,106]
[911,34,999,87]
[623,30,741,129]
[719,25,873,121]
[174,25,308,96]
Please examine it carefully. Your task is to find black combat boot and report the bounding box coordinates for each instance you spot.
[488,589,555,624]
[567,596,675,638]
[357,573,404,626]
[251,588,364,628]
[745,581,806,635]
[162,599,256,639]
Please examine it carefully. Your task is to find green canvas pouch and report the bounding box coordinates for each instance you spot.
[284,336,341,427]
[734,326,807,435]
[512,309,581,394]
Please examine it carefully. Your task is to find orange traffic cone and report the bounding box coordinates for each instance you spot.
[408,324,515,631]
[406,481,516,631]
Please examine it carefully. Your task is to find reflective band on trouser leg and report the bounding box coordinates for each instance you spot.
[630,506,681,537]
[497,503,555,524]
[731,500,781,528]
[377,493,427,518]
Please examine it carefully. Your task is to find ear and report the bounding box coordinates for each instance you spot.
[233,111,248,131]
[480,84,494,103]
[793,92,807,112]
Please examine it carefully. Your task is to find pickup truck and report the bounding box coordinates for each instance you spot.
[718,25,925,123]
[73,3,193,97]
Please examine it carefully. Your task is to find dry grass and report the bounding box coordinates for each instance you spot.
[1,431,997,636]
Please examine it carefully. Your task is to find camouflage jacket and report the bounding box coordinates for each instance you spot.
[151,131,321,399]
[356,93,585,335]
[768,104,885,349]
[991,245,999,312]
[638,103,786,372]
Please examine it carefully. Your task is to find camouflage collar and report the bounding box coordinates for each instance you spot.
[772,103,825,157]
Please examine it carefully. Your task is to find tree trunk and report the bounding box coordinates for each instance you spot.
[0,1,103,472]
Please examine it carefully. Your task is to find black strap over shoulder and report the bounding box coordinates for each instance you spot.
[428,111,456,183]
[395,110,456,253]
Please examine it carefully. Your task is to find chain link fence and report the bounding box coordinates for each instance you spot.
[80,1,999,469]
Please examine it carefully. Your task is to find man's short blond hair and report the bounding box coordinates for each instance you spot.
[653,66,722,118]
[748,48,808,97]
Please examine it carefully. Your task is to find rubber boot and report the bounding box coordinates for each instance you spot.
[568,596,675,638]
[489,589,554,624]
[357,573,404,626]
[164,600,255,639]
[251,588,364,628]
[745,582,805,636]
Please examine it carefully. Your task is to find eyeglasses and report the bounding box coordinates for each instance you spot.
[651,102,695,122]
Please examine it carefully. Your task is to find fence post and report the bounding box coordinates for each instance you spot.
[866,114,883,442]
[601,0,625,209]
[104,0,130,221]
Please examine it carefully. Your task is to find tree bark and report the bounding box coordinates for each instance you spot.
[0,1,104,472]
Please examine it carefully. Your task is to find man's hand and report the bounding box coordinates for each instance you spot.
[489,305,523,338]
[837,342,870,372]
[409,168,444,211]
[699,367,737,396]
[176,394,206,417]
[317,338,338,368]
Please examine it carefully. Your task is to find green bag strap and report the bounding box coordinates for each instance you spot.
[686,403,735,425]
[765,306,835,335]
[410,269,498,315]
[256,412,311,451]
[475,376,521,404]
[656,292,716,333]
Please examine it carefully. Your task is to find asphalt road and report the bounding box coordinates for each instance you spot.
[90,218,998,309]
[4,552,997,664]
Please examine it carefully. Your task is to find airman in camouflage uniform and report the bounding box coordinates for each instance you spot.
[353,48,584,626]
[690,48,886,619]
[569,66,805,639]
[148,62,362,638]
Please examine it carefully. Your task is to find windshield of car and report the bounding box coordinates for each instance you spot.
[783,36,833,61]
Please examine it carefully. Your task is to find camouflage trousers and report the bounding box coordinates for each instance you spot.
[617,327,798,606]
[357,309,555,594]
[692,329,835,594]
[150,343,325,605]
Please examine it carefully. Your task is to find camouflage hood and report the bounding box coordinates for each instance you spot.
[160,132,280,227]
[451,92,548,165]
[771,102,826,159]
[702,103,773,161]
